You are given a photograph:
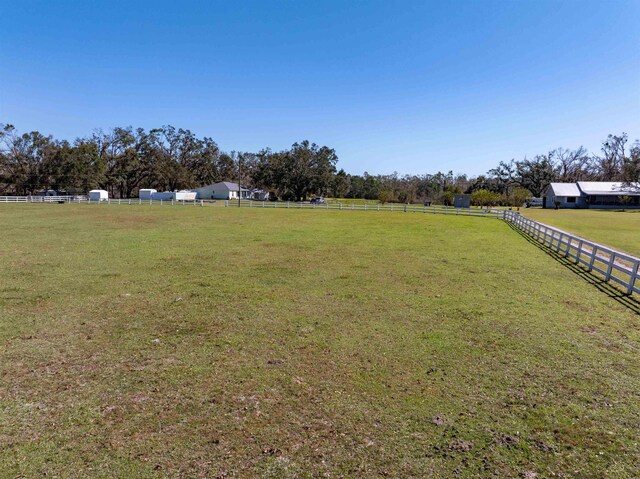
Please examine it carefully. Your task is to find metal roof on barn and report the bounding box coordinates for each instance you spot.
[577,182,640,196]
[546,183,581,196]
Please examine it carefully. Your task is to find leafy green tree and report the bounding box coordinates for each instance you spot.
[255,141,337,201]
[331,169,350,198]
[515,155,556,197]
[509,187,532,208]
[378,190,392,204]
[488,160,517,194]
[347,175,365,198]
[471,189,501,207]
[362,173,380,200]
[0,124,53,194]
[441,190,455,206]
[67,139,106,192]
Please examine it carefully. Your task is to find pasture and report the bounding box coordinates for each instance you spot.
[522,208,640,257]
[0,204,638,478]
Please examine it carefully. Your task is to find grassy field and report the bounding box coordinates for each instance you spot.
[522,208,640,257]
[1,204,638,478]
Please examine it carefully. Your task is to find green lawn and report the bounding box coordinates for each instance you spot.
[1,204,638,478]
[522,208,640,257]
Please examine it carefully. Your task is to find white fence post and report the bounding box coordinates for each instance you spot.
[605,253,615,281]
[628,261,639,295]
[576,240,583,263]
[557,232,564,253]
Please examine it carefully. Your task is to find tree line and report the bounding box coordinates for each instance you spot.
[1,123,638,203]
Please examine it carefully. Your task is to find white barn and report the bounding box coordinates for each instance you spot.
[542,182,640,209]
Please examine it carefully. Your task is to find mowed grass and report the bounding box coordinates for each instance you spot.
[522,208,640,257]
[0,205,638,479]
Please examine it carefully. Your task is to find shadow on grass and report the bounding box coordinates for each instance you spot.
[506,222,640,315]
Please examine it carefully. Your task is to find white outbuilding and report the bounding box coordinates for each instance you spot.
[88,190,109,201]
[139,189,157,200]
[173,190,197,201]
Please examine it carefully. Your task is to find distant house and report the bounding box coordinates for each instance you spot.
[193,182,251,200]
[542,182,640,209]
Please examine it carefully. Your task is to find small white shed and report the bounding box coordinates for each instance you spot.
[139,189,157,200]
[89,190,109,201]
[174,190,197,201]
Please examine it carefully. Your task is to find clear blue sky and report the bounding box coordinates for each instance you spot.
[1,0,638,176]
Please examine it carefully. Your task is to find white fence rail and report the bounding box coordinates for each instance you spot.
[0,195,86,203]
[504,211,640,296]
[0,195,502,217]
[230,200,505,218]
[0,196,204,206]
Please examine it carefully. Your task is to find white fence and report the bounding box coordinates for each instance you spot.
[0,195,502,217]
[0,196,203,206]
[504,211,640,296]
[230,200,505,218]
[81,198,205,206]
[0,195,87,203]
